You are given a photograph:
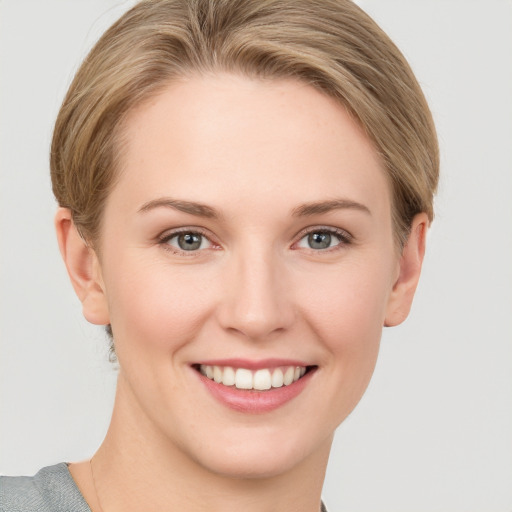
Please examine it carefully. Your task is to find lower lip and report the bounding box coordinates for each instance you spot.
[195,368,316,413]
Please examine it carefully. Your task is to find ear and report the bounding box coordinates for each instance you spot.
[384,213,429,327]
[55,208,110,325]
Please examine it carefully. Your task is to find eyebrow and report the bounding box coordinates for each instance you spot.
[292,198,371,217]
[138,198,219,218]
[138,196,370,219]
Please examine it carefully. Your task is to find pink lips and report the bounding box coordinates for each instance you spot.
[193,359,316,413]
[197,358,309,370]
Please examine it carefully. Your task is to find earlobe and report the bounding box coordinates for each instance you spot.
[384,213,429,327]
[55,208,110,325]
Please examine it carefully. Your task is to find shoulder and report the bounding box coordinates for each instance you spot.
[0,463,91,512]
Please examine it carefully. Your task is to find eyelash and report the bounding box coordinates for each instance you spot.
[292,226,353,252]
[158,227,218,256]
[157,226,353,256]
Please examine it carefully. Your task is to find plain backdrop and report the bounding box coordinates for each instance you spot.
[1,1,511,511]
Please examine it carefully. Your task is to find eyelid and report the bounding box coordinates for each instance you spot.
[156,224,352,255]
[292,225,353,250]
[157,226,220,255]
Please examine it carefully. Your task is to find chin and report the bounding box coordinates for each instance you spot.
[196,447,305,480]
[185,425,332,480]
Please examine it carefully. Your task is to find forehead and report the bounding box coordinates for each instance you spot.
[111,73,390,219]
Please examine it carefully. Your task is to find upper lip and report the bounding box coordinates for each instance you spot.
[192,358,313,370]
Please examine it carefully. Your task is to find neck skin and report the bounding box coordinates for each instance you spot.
[70,372,331,512]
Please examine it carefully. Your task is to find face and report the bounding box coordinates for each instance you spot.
[88,74,403,478]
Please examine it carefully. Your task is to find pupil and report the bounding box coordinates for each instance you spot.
[308,232,331,249]
[178,233,201,250]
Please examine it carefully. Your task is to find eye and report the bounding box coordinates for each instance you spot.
[161,230,214,252]
[295,228,351,250]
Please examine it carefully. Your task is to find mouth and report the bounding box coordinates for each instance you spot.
[191,360,317,412]
[193,364,315,391]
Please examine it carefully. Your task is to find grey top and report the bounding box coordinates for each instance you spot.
[0,463,91,512]
[1,463,328,511]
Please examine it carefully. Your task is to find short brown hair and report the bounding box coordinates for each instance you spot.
[51,0,439,249]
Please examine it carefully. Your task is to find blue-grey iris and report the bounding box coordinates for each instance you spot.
[308,232,331,249]
[178,233,202,250]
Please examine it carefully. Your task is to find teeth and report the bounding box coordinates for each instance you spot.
[271,368,284,388]
[283,366,295,386]
[213,366,223,383]
[253,369,272,390]
[235,368,253,390]
[199,364,307,391]
[222,366,235,386]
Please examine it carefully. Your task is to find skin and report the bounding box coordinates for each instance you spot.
[56,74,427,512]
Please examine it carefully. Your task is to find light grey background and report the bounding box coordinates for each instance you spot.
[1,1,511,511]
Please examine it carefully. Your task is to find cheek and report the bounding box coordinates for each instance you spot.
[103,257,215,354]
[298,257,394,409]
[302,261,391,345]
[297,264,391,424]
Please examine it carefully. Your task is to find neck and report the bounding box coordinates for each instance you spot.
[92,373,330,512]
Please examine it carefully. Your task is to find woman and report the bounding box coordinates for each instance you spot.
[1,1,438,510]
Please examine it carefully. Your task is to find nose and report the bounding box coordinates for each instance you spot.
[216,248,295,341]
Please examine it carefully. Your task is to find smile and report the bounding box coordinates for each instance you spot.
[192,359,317,413]
[198,364,308,391]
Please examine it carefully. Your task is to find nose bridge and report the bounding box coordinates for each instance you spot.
[217,241,293,340]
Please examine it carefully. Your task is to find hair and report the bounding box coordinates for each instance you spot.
[50,0,439,353]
